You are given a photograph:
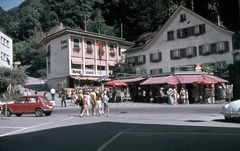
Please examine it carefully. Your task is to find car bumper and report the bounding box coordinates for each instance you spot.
[220,111,240,118]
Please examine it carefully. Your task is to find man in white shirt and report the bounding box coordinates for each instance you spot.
[50,88,56,100]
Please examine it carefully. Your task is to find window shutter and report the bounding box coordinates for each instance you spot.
[159,52,162,61]
[150,54,153,62]
[199,45,203,55]
[200,24,206,34]
[225,41,229,52]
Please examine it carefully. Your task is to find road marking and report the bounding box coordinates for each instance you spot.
[0,126,25,129]
[97,125,139,151]
[124,132,240,136]
[0,122,54,137]
[60,117,74,121]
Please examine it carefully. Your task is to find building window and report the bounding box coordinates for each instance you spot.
[128,57,135,63]
[74,39,79,47]
[87,41,92,48]
[97,66,105,70]
[172,49,180,59]
[150,68,162,74]
[194,26,200,35]
[85,65,94,70]
[137,55,145,64]
[186,47,193,57]
[177,28,187,38]
[109,44,114,52]
[180,14,186,22]
[167,31,174,41]
[203,44,211,54]
[216,42,225,52]
[1,37,9,47]
[150,52,161,62]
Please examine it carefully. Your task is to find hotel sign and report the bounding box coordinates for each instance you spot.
[61,39,68,50]
[72,69,81,75]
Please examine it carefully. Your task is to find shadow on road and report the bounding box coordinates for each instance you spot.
[0,122,240,151]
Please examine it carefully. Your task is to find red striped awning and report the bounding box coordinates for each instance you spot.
[71,57,83,64]
[140,76,167,85]
[119,77,146,83]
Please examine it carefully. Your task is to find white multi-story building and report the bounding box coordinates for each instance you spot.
[41,24,132,90]
[126,6,240,76]
[0,31,13,68]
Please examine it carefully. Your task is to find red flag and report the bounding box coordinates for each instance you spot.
[96,41,103,60]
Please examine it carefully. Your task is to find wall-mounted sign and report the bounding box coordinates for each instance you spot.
[61,39,68,50]
[72,69,81,75]
[195,64,201,72]
[86,71,94,74]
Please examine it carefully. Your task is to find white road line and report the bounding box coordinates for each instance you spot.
[60,117,74,121]
[0,126,25,129]
[97,125,139,151]
[0,122,54,137]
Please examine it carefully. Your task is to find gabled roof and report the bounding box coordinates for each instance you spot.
[126,6,236,53]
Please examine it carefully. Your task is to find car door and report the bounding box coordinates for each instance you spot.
[11,97,27,113]
[26,97,39,113]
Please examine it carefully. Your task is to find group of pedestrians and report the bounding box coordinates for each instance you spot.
[62,89,110,117]
[166,87,189,105]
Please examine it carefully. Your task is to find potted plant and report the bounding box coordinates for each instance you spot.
[86,48,93,54]
[110,51,115,57]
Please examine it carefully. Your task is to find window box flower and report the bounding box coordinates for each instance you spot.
[110,51,115,57]
[86,48,93,54]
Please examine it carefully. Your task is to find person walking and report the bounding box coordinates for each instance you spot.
[173,87,178,105]
[61,92,67,107]
[90,90,97,115]
[50,88,56,100]
[80,95,89,117]
[24,90,27,96]
[27,89,32,95]
[96,95,104,116]
[85,92,91,114]
[102,92,110,116]
[71,90,76,103]
[142,90,146,103]
[78,90,84,114]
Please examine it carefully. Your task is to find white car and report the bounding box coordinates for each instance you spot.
[220,99,240,120]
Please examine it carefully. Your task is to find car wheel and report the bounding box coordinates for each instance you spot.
[35,108,43,117]
[3,109,12,117]
[224,116,233,121]
[15,114,22,117]
[44,112,52,116]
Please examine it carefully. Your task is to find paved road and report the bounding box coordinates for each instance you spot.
[1,102,240,151]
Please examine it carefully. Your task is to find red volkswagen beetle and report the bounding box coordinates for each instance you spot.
[1,95,54,117]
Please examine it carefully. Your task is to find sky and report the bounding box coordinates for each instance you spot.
[0,0,25,11]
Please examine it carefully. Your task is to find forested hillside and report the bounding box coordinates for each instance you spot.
[0,0,238,78]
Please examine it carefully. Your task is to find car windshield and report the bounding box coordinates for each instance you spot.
[41,97,50,102]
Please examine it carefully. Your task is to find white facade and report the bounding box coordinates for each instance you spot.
[42,26,132,89]
[126,6,240,76]
[0,31,13,68]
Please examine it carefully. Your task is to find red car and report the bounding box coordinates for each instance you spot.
[1,95,54,117]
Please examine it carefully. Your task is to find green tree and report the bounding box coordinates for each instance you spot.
[113,57,134,77]
[0,66,28,95]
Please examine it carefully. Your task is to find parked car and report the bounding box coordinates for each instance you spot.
[220,99,240,121]
[57,88,75,98]
[1,95,54,117]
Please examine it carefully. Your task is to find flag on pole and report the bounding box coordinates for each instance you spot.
[96,41,103,60]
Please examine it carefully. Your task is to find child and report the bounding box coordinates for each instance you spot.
[96,96,104,116]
